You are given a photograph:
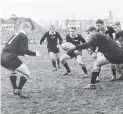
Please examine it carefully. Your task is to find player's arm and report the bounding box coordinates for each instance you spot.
[76,40,92,50]
[66,35,72,43]
[69,36,96,51]
[39,32,47,45]
[79,34,86,43]
[111,27,116,40]
[17,35,41,56]
[112,33,116,40]
[57,32,63,45]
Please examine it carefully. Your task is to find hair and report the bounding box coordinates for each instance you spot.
[96,19,104,24]
[86,26,97,32]
[70,27,76,30]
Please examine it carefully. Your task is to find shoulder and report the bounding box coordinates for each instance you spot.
[19,32,28,40]
[107,26,115,31]
[92,33,105,39]
[55,32,60,36]
[55,31,59,34]
[66,34,70,38]
[77,34,83,38]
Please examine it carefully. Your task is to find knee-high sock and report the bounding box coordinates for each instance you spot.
[51,60,56,68]
[10,73,17,89]
[81,64,88,74]
[111,65,116,76]
[91,72,100,84]
[18,76,27,90]
[98,67,101,77]
[63,62,70,71]
[57,58,60,66]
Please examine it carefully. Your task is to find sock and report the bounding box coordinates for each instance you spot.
[51,60,56,68]
[63,62,70,71]
[10,75,17,89]
[97,67,101,77]
[81,65,88,74]
[57,58,60,66]
[91,72,99,84]
[18,76,27,90]
[111,66,116,77]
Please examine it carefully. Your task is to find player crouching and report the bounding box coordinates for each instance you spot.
[60,27,88,77]
[1,21,42,98]
[67,26,123,89]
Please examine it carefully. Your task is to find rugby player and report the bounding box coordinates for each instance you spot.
[96,19,116,82]
[60,27,88,77]
[113,21,123,80]
[1,22,42,98]
[39,25,63,71]
[67,26,123,89]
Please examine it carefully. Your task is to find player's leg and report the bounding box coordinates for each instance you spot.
[84,55,110,89]
[110,64,117,81]
[55,53,60,69]
[15,63,30,98]
[95,52,104,83]
[49,52,57,71]
[9,71,18,95]
[60,53,71,75]
[1,53,29,98]
[116,64,123,80]
[76,55,88,78]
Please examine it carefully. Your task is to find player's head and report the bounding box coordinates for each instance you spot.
[20,21,31,34]
[86,26,97,38]
[96,19,104,32]
[49,25,55,33]
[113,21,122,33]
[69,27,77,38]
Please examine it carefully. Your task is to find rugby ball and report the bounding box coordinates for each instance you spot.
[61,42,75,50]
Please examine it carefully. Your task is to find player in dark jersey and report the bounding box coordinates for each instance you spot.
[96,19,116,82]
[113,21,123,80]
[60,27,88,77]
[67,26,123,89]
[1,22,42,98]
[96,19,115,39]
[39,25,63,71]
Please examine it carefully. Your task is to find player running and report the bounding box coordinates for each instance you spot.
[39,25,63,71]
[1,22,42,98]
[60,27,88,77]
[67,26,123,89]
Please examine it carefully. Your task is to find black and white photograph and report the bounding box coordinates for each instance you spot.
[1,0,123,114]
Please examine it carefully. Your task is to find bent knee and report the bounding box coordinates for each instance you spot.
[16,63,30,77]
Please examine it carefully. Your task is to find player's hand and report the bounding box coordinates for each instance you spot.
[24,54,29,58]
[36,51,42,57]
[39,45,42,48]
[57,45,60,48]
[67,46,76,53]
[92,52,97,59]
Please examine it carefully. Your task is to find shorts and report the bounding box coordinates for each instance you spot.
[47,46,59,53]
[1,51,23,70]
[105,53,123,64]
[67,50,82,58]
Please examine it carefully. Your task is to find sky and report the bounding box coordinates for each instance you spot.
[1,0,123,25]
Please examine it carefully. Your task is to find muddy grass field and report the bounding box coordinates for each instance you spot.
[1,44,123,114]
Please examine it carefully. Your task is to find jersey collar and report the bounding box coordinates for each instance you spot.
[69,34,78,38]
[49,31,56,35]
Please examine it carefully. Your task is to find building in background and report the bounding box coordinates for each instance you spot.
[1,24,14,31]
